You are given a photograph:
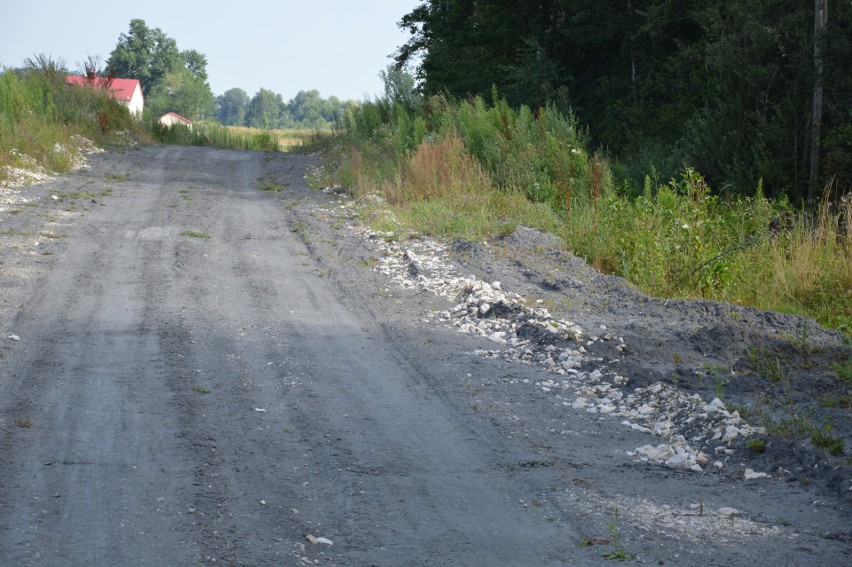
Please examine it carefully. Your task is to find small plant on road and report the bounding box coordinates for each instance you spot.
[192,385,210,394]
[602,507,633,561]
[181,230,210,239]
[747,438,766,453]
[256,177,289,192]
[15,418,32,428]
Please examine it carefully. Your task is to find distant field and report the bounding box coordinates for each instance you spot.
[225,127,331,152]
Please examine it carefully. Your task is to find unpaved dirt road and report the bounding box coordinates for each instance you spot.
[0,146,848,566]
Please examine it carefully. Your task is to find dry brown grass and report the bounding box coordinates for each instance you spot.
[387,135,492,205]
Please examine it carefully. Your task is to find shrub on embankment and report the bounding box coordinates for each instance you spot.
[0,57,139,179]
[327,95,852,339]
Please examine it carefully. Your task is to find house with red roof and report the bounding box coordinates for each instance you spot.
[65,75,144,117]
[158,112,193,129]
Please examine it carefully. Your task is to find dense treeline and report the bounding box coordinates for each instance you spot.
[396,1,851,200]
[216,87,354,130]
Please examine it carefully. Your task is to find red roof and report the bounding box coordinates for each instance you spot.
[65,75,141,102]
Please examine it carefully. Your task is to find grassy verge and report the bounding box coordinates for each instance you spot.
[149,121,278,152]
[0,57,140,183]
[149,123,332,153]
[325,95,852,339]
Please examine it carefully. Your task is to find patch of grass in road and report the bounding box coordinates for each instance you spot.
[181,230,210,239]
[256,177,290,192]
[104,172,129,182]
[0,229,33,237]
[39,231,64,239]
[192,385,210,394]
[15,418,32,428]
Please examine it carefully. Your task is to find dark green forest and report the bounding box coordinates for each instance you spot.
[395,0,851,201]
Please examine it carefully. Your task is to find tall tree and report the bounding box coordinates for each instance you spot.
[146,68,215,121]
[181,49,209,82]
[245,88,283,129]
[809,0,828,201]
[379,64,419,109]
[107,19,181,95]
[217,88,249,126]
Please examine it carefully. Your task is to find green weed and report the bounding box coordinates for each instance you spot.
[602,507,633,561]
[181,230,210,239]
[746,438,766,453]
[746,347,787,383]
[256,178,290,192]
[15,418,32,428]
[831,359,852,383]
[820,394,852,409]
[811,425,845,456]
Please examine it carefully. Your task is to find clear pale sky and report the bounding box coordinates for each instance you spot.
[1,0,421,102]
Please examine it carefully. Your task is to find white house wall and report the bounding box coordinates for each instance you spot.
[126,87,144,116]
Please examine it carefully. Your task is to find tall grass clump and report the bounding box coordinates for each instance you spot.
[735,193,852,335]
[332,93,606,238]
[566,169,851,337]
[148,121,279,152]
[0,56,136,179]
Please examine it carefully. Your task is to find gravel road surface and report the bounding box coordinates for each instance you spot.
[0,146,848,566]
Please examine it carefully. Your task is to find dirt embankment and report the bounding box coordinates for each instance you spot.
[0,145,848,566]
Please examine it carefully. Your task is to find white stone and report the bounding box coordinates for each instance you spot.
[744,468,770,480]
[666,454,688,468]
[721,425,740,443]
[646,445,675,461]
[637,404,656,415]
